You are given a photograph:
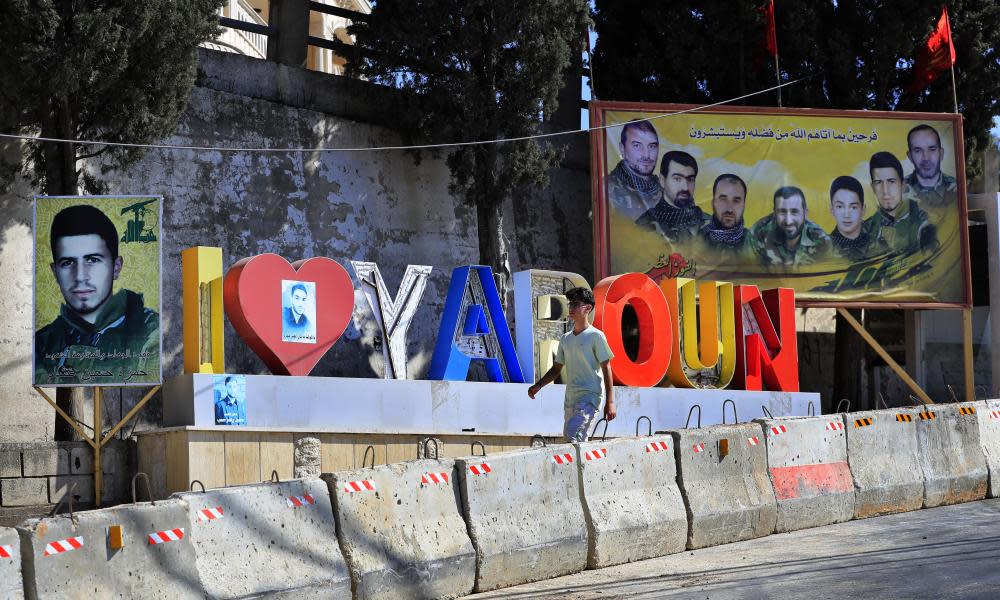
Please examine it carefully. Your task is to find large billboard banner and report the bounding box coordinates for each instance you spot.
[33,196,162,386]
[590,102,970,307]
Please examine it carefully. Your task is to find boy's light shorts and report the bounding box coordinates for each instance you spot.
[564,400,600,442]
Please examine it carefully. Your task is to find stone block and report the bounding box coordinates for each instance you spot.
[48,475,95,505]
[0,449,20,478]
[101,442,127,476]
[22,446,69,477]
[1,478,48,507]
[68,443,94,475]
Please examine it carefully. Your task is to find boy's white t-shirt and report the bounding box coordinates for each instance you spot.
[554,325,615,408]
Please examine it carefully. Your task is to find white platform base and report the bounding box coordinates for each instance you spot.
[163,374,820,437]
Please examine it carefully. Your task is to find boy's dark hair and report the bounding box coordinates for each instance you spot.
[829,175,865,206]
[50,205,119,259]
[565,287,595,307]
[660,150,698,177]
[869,151,904,180]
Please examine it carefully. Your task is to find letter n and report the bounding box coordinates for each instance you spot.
[732,286,799,392]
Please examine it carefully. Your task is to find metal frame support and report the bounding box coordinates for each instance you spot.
[33,385,161,507]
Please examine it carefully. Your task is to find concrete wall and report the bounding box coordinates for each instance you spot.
[0,49,591,442]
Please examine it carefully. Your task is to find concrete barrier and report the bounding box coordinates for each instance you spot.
[173,478,350,599]
[844,409,924,519]
[976,399,1000,498]
[670,423,776,549]
[324,458,476,600]
[1,526,23,599]
[575,435,686,568]
[756,416,854,532]
[456,444,587,592]
[908,402,988,507]
[17,500,204,599]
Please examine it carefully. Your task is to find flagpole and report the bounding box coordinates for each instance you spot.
[946,8,958,114]
[773,0,782,107]
[950,61,958,114]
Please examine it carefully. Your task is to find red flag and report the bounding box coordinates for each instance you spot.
[908,7,956,92]
[759,0,778,58]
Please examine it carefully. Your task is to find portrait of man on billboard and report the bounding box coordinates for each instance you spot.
[281,280,317,344]
[700,173,751,257]
[636,150,706,244]
[865,151,938,255]
[905,124,957,208]
[749,186,831,267]
[828,176,872,261]
[214,374,247,426]
[607,120,662,221]
[34,199,161,386]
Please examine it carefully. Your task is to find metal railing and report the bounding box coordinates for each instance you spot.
[213,0,369,73]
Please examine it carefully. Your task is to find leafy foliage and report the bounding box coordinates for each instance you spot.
[592,0,1000,176]
[350,0,590,292]
[0,0,223,193]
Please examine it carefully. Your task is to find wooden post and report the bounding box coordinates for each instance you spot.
[963,307,975,401]
[94,387,103,508]
[836,308,934,406]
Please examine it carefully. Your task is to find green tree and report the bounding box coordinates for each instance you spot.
[0,0,222,440]
[592,0,1000,176]
[349,0,590,300]
[0,0,223,195]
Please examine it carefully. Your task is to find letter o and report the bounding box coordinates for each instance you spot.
[593,273,673,387]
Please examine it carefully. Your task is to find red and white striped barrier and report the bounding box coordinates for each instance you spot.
[286,494,316,508]
[43,536,83,557]
[990,410,1000,420]
[747,436,760,446]
[0,544,13,559]
[692,443,706,453]
[552,453,574,465]
[583,448,607,461]
[196,506,224,522]
[468,463,492,475]
[421,472,450,485]
[344,480,377,493]
[645,441,669,453]
[770,425,788,435]
[826,422,844,431]
[148,528,185,545]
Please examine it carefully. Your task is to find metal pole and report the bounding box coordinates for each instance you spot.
[774,53,782,107]
[950,61,959,114]
[94,387,103,508]
[963,308,975,401]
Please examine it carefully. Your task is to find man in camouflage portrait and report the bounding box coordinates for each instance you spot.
[865,151,938,255]
[750,186,831,267]
[904,124,957,208]
[607,120,662,221]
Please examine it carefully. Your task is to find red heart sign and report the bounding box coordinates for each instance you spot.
[223,254,354,376]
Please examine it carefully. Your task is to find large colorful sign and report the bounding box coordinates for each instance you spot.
[590,102,971,307]
[33,196,162,386]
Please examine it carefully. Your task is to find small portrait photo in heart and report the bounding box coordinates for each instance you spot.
[281,279,317,344]
[213,374,247,426]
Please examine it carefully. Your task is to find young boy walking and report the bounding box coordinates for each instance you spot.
[527,287,616,442]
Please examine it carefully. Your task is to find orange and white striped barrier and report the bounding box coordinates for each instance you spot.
[344,480,377,493]
[645,441,669,453]
[421,472,450,485]
[196,507,224,522]
[147,528,185,545]
[467,463,492,475]
[583,448,607,461]
[552,453,574,465]
[286,494,316,508]
[43,536,83,557]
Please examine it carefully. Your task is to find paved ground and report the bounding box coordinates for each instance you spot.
[466,499,1000,600]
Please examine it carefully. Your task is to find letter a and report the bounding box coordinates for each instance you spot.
[428,266,524,383]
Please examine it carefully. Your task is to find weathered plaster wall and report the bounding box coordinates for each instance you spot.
[0,50,592,442]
